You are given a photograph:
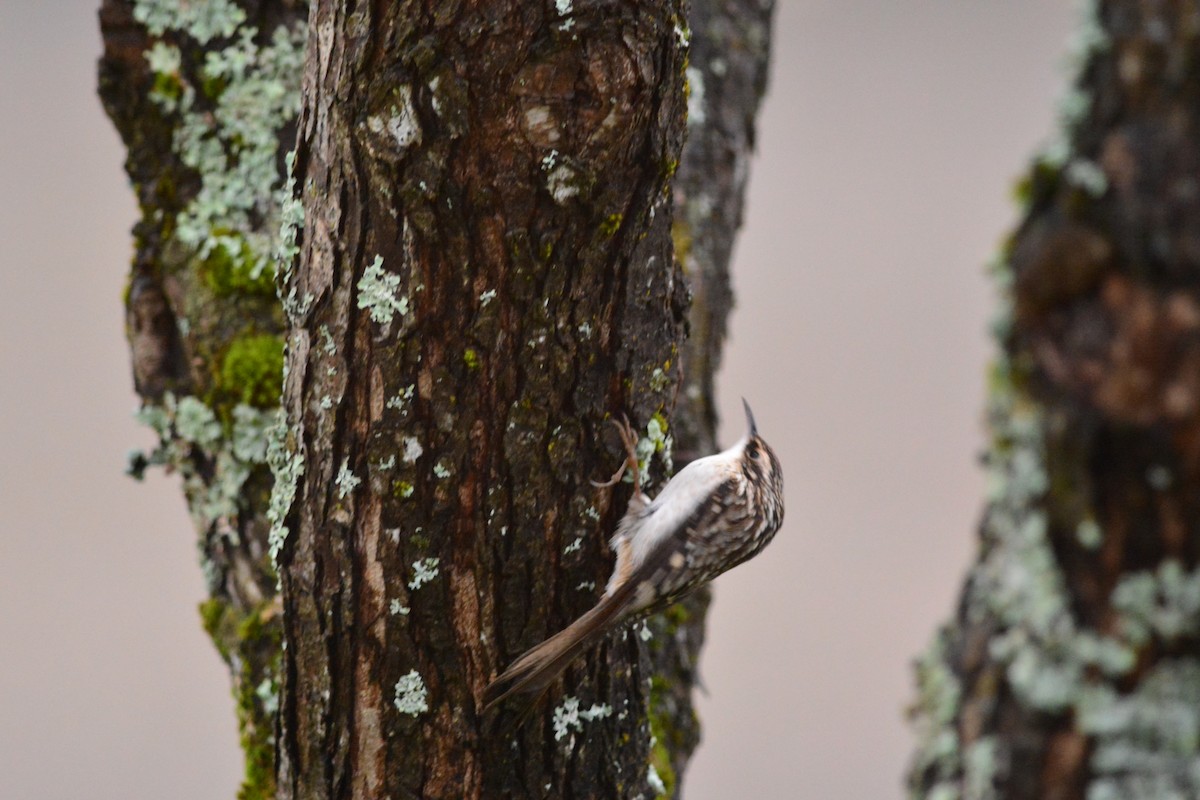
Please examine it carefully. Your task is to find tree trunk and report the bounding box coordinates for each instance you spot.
[99,3,307,797]
[909,2,1200,798]
[647,0,776,792]
[99,0,773,797]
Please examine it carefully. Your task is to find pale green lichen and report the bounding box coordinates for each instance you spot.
[365,84,421,154]
[131,7,302,798]
[393,670,429,716]
[266,410,303,567]
[143,14,305,275]
[542,150,579,204]
[1064,158,1108,196]
[1082,661,1200,799]
[276,149,304,291]
[176,395,223,446]
[1037,0,1109,176]
[648,367,670,392]
[254,676,279,717]
[636,414,673,480]
[1112,561,1200,646]
[646,764,667,797]
[134,0,246,44]
[684,66,706,128]
[356,255,409,324]
[962,738,999,800]
[401,436,423,463]
[318,324,336,356]
[130,394,284,573]
[551,696,612,742]
[408,557,440,590]
[387,384,415,414]
[131,393,275,515]
[910,631,962,789]
[335,458,360,499]
[909,293,1137,792]
[145,41,182,74]
[1076,517,1103,550]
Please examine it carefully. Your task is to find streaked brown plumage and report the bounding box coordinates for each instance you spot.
[483,400,784,711]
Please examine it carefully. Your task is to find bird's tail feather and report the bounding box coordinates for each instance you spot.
[483,587,632,712]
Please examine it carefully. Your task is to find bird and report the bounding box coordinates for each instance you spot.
[483,399,784,711]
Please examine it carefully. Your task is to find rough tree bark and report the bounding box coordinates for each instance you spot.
[910,3,1200,798]
[99,0,773,797]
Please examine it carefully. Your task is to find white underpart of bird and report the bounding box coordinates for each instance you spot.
[483,400,784,711]
[603,442,745,598]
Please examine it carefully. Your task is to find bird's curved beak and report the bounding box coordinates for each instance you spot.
[742,398,758,437]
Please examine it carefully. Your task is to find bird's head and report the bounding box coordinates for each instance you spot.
[738,399,784,506]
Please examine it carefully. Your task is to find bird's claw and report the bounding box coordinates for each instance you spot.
[592,415,642,494]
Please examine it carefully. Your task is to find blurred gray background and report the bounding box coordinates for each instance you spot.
[0,2,1073,798]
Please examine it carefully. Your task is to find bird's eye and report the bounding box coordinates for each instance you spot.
[746,442,759,459]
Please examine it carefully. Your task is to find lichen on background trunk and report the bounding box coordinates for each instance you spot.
[100,0,774,796]
[909,3,1200,798]
[98,1,307,798]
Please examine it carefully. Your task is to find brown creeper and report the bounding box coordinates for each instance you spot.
[483,400,784,710]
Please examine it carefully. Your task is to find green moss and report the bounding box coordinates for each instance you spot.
[1011,159,1063,211]
[463,347,481,371]
[197,596,281,800]
[234,643,279,800]
[1011,174,1033,208]
[202,235,275,296]
[197,600,280,797]
[152,72,183,102]
[201,73,228,102]
[661,601,690,633]
[154,171,179,207]
[600,213,624,237]
[649,412,669,450]
[647,676,679,799]
[237,605,268,642]
[218,334,284,408]
[394,480,415,498]
[671,220,691,268]
[199,597,235,660]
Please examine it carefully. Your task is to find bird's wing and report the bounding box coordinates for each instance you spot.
[617,476,753,616]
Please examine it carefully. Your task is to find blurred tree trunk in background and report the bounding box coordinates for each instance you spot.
[910,3,1200,798]
[99,0,773,797]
